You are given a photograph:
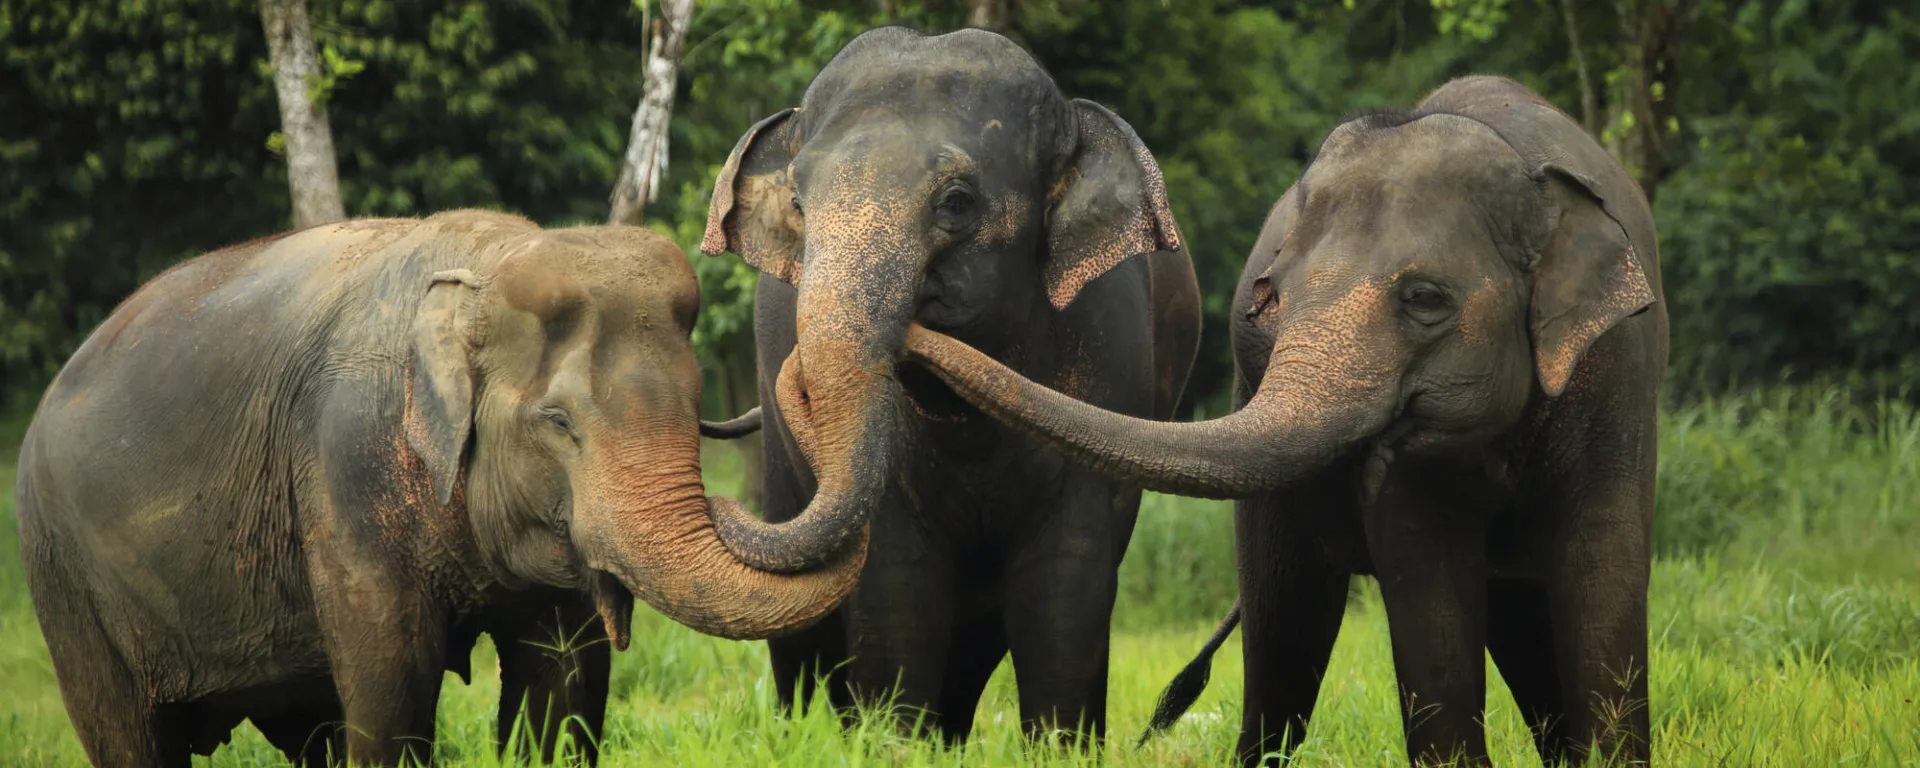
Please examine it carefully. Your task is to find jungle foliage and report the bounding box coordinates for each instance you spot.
[2,0,1915,411]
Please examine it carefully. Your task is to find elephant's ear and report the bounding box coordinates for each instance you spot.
[1042,99,1183,310]
[1243,183,1307,320]
[406,269,484,506]
[1529,165,1656,397]
[701,108,804,283]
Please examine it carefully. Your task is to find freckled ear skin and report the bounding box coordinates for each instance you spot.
[1043,99,1184,310]
[406,269,483,506]
[1529,165,1656,397]
[702,107,804,282]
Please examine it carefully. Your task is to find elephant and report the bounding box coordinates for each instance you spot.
[697,26,1201,743]
[12,210,866,767]
[903,75,1668,766]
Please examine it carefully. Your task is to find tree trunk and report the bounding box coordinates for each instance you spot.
[967,0,1005,31]
[1558,0,1599,136]
[1605,0,1693,204]
[259,0,346,228]
[609,0,695,226]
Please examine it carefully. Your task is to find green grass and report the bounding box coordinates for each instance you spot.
[3,387,1919,765]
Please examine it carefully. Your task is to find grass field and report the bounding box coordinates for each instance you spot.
[2,387,1917,766]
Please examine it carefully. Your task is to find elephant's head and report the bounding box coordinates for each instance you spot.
[903,83,1658,500]
[404,224,863,645]
[698,27,1179,571]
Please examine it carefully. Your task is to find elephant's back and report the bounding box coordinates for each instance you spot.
[29,209,529,467]
[28,218,416,473]
[18,219,412,563]
[18,215,481,570]
[44,216,424,399]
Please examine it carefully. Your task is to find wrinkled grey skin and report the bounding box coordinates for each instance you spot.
[902,76,1668,766]
[700,26,1201,744]
[14,211,865,767]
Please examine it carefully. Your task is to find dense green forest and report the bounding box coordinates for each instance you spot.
[3,0,1916,416]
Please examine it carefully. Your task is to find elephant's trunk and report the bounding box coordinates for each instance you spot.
[707,230,915,573]
[704,340,897,573]
[573,427,866,644]
[902,278,1404,498]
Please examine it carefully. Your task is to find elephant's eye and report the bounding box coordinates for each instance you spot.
[790,194,803,216]
[1400,282,1452,324]
[542,408,575,435]
[936,187,974,212]
[932,184,979,233]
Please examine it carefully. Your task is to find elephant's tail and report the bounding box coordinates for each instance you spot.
[1136,598,1241,748]
[700,407,763,439]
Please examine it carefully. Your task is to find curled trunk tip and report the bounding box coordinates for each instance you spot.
[708,493,870,574]
[618,495,868,641]
[707,347,883,574]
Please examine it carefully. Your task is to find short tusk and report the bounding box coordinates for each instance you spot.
[700,407,763,439]
[1359,442,1394,507]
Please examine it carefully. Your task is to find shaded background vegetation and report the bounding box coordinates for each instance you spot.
[5,0,1917,414]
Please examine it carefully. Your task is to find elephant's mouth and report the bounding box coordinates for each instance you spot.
[1358,419,1419,506]
[898,362,975,423]
[589,569,636,651]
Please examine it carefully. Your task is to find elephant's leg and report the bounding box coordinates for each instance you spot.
[768,613,854,720]
[493,596,611,765]
[1364,473,1490,767]
[1486,578,1569,761]
[842,505,957,738]
[1545,483,1653,765]
[1234,487,1350,768]
[934,611,1008,744]
[1002,483,1133,747]
[40,600,189,768]
[310,558,447,764]
[758,426,855,719]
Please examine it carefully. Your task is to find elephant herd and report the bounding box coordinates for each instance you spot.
[14,25,1665,768]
